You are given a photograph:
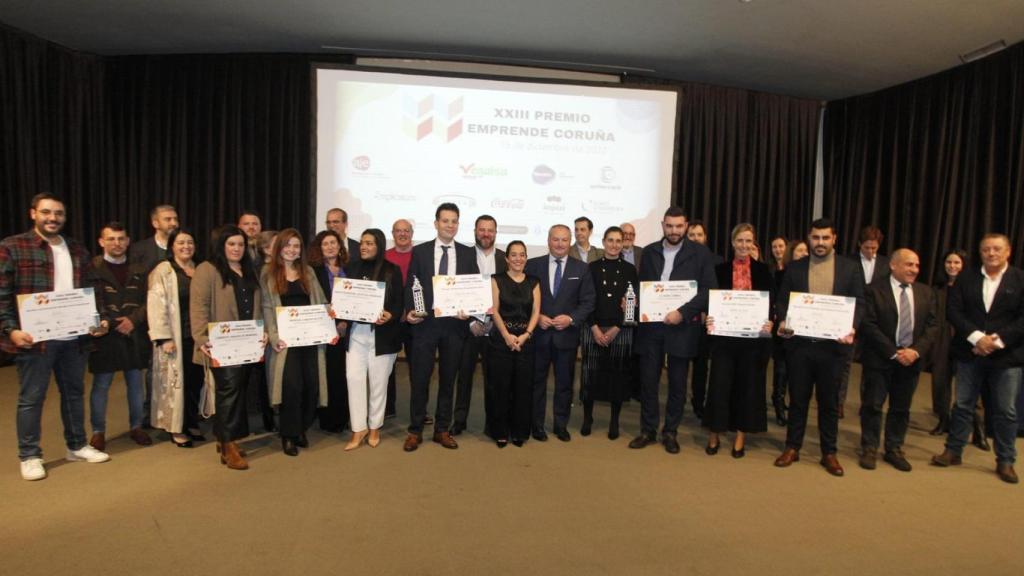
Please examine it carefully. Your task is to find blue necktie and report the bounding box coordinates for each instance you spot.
[439,245,450,275]
[553,258,563,296]
[897,284,913,348]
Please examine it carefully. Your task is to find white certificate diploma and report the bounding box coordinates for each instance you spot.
[639,280,698,322]
[331,278,386,323]
[785,292,856,340]
[275,305,338,347]
[208,320,265,367]
[432,274,494,318]
[16,288,100,342]
[708,290,771,338]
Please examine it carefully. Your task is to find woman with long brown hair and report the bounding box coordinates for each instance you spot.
[308,230,351,433]
[260,228,329,457]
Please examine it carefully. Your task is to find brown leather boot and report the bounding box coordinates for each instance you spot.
[221,441,249,470]
[89,432,106,452]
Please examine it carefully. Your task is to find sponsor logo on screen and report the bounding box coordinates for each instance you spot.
[459,163,509,179]
[490,198,525,210]
[433,194,476,208]
[352,156,371,171]
[532,164,556,185]
[403,94,464,143]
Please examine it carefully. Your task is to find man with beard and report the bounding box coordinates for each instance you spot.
[452,215,507,435]
[1,193,111,480]
[774,218,865,477]
[629,207,717,454]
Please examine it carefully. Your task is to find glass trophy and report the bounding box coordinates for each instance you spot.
[623,282,637,326]
[411,275,429,318]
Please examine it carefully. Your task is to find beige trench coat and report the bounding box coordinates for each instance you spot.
[147,261,186,433]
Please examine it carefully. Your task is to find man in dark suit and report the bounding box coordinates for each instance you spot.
[129,204,178,276]
[629,207,717,454]
[933,233,1024,484]
[620,222,642,270]
[858,249,938,472]
[452,214,507,435]
[775,218,865,477]
[237,210,263,266]
[570,216,603,263]
[402,203,479,452]
[524,224,595,442]
[326,207,361,259]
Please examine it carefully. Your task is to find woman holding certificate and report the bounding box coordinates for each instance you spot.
[148,228,206,448]
[579,227,638,440]
[703,223,774,458]
[261,228,330,457]
[488,240,541,448]
[343,229,403,450]
[309,230,350,434]
[192,225,264,470]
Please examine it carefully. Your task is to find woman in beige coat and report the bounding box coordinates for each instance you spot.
[191,225,264,470]
[260,228,329,457]
[147,229,204,448]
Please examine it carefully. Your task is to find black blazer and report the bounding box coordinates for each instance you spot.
[479,247,508,276]
[403,239,479,336]
[862,254,890,286]
[859,280,939,370]
[714,258,775,306]
[345,259,404,354]
[777,254,866,340]
[524,254,596,350]
[129,236,166,276]
[346,237,360,262]
[635,239,718,357]
[947,265,1024,367]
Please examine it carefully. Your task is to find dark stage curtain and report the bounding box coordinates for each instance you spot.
[628,77,822,257]
[824,41,1024,283]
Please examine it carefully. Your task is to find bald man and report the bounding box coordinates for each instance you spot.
[621,223,642,270]
[857,249,938,472]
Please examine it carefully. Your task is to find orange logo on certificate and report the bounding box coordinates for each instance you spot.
[34,294,50,305]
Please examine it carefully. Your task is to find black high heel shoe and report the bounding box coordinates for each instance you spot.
[296,433,309,448]
[731,446,746,459]
[512,438,524,447]
[282,437,299,456]
[496,439,509,449]
[171,435,194,448]
[705,442,720,455]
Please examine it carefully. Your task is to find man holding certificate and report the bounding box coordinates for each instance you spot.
[630,207,717,454]
[402,203,479,452]
[0,193,111,481]
[775,218,865,477]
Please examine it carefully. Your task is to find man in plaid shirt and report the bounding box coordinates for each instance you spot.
[0,193,111,481]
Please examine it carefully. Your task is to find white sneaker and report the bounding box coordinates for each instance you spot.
[66,445,111,463]
[20,458,47,481]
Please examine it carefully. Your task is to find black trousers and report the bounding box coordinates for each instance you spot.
[532,335,576,432]
[488,340,533,441]
[638,329,689,436]
[408,328,465,434]
[860,362,920,452]
[318,341,349,431]
[280,347,319,438]
[212,365,251,442]
[181,337,203,432]
[690,332,710,412]
[454,334,489,430]
[785,340,844,455]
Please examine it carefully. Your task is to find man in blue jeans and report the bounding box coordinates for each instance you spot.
[87,222,152,451]
[932,233,1024,484]
[0,193,111,481]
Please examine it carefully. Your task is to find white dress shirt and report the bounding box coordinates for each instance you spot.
[861,254,876,284]
[476,246,497,279]
[967,264,1009,346]
[433,239,457,276]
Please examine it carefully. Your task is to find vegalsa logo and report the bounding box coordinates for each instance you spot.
[352,156,371,171]
[459,163,509,179]
[532,165,556,185]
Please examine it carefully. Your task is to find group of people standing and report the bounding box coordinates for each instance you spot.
[2,193,1021,485]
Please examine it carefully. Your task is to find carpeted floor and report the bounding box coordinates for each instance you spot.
[0,360,1020,576]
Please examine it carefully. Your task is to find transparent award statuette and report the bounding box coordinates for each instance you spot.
[623,282,637,326]
[411,276,429,318]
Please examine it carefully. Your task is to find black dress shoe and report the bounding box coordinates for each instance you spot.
[608,420,620,440]
[532,429,548,442]
[282,437,299,456]
[929,415,949,436]
[774,405,788,426]
[512,438,524,447]
[972,433,991,451]
[580,417,593,437]
[628,433,657,449]
[296,433,309,448]
[496,439,508,449]
[705,442,719,456]
[731,446,745,459]
[883,450,912,472]
[662,434,681,454]
[997,463,1019,484]
[554,428,571,442]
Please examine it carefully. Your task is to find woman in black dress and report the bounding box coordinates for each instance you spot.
[309,230,350,434]
[579,226,638,439]
[488,240,540,448]
[703,223,774,458]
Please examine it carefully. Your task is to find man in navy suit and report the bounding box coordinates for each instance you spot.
[401,203,479,452]
[325,208,362,260]
[857,249,938,472]
[629,207,717,454]
[933,233,1024,484]
[524,225,595,442]
[775,218,865,477]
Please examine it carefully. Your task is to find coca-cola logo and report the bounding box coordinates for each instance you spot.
[352,156,371,171]
[532,164,556,185]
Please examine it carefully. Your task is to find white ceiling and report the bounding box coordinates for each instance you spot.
[1,0,1022,100]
